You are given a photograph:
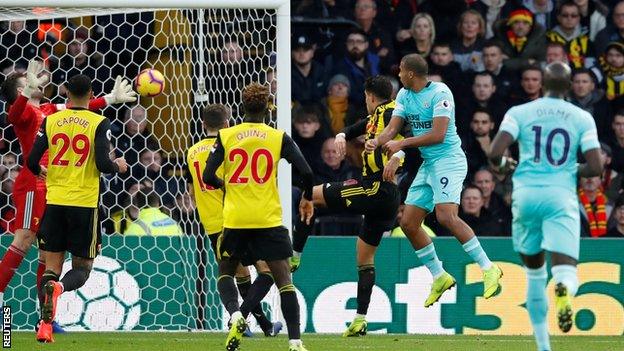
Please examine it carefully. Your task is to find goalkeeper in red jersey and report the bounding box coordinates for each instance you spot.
[0,59,136,331]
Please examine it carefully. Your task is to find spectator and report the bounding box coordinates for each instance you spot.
[523,0,556,30]
[579,176,612,237]
[321,74,363,135]
[451,9,486,72]
[396,13,436,59]
[291,33,328,104]
[131,148,178,210]
[593,1,624,55]
[594,41,624,102]
[171,192,204,236]
[0,168,18,234]
[124,187,184,236]
[510,65,543,105]
[292,103,329,172]
[353,0,396,73]
[114,105,160,167]
[0,153,17,173]
[0,21,39,69]
[460,72,507,133]
[600,143,622,201]
[544,41,571,65]
[575,0,608,41]
[332,29,380,107]
[545,1,595,69]
[314,138,360,185]
[608,110,624,173]
[606,194,624,237]
[428,42,468,96]
[568,68,612,140]
[470,0,518,39]
[459,185,507,236]
[473,168,512,231]
[495,7,547,72]
[463,108,495,176]
[483,40,520,101]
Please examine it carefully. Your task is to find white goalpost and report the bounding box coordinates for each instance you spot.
[0,1,292,332]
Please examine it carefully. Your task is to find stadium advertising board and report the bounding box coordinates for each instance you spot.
[2,236,623,335]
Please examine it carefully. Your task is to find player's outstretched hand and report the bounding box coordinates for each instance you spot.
[335,133,347,156]
[105,76,138,104]
[382,139,403,156]
[114,157,128,174]
[383,155,400,182]
[299,198,314,225]
[364,138,378,154]
[37,166,47,181]
[22,59,48,99]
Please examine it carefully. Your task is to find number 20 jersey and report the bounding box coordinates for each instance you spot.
[218,122,284,229]
[499,96,600,192]
[44,108,105,208]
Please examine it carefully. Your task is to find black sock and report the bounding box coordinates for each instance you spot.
[237,275,273,333]
[38,271,59,310]
[356,265,375,315]
[293,216,314,253]
[279,285,300,340]
[217,275,240,316]
[59,268,90,292]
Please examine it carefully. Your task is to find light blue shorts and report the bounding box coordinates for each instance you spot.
[512,186,580,260]
[405,154,467,213]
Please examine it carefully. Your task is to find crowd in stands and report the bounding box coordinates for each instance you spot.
[0,1,624,239]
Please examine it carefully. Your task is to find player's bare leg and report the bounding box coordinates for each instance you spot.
[551,252,578,333]
[343,239,377,337]
[0,228,38,305]
[521,252,550,351]
[291,184,327,272]
[435,203,502,299]
[401,205,455,307]
[266,259,307,351]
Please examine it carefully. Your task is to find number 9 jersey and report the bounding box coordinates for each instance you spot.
[43,108,107,208]
[214,122,284,229]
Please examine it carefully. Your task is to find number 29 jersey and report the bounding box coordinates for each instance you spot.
[499,96,600,192]
[217,122,284,229]
[44,108,106,208]
[187,137,224,235]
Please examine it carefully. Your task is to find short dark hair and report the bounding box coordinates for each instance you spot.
[557,0,580,15]
[546,41,566,52]
[364,76,393,101]
[474,71,496,85]
[472,107,493,121]
[292,103,322,124]
[616,194,624,208]
[572,67,597,83]
[401,54,428,77]
[133,186,160,208]
[66,74,92,99]
[543,62,571,95]
[432,41,451,50]
[347,28,368,41]
[462,184,483,197]
[201,104,229,130]
[483,39,504,51]
[0,72,25,104]
[522,65,543,78]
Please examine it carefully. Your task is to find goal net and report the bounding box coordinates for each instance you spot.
[0,4,291,332]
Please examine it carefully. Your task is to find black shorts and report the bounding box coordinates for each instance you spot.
[323,179,400,246]
[207,232,220,257]
[218,226,292,264]
[39,204,101,259]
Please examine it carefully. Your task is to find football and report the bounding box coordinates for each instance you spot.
[135,68,165,97]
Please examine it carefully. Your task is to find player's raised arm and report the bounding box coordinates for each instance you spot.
[4,59,48,125]
[26,119,49,177]
[202,133,225,189]
[94,118,126,174]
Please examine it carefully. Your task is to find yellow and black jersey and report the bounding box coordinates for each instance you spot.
[202,122,314,229]
[27,108,119,208]
[598,55,624,100]
[343,100,403,180]
[545,30,593,69]
[187,137,224,235]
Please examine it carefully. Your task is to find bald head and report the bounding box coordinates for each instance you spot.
[543,62,571,96]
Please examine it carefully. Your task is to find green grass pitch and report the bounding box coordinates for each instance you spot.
[10,332,624,351]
